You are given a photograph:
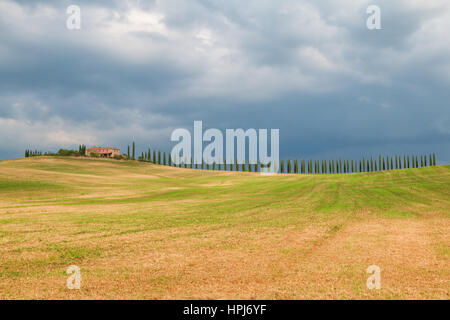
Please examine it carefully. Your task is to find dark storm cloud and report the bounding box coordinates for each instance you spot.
[0,0,449,163]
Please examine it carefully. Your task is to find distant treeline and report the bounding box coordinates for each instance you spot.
[25,145,87,158]
[25,142,437,173]
[127,142,437,174]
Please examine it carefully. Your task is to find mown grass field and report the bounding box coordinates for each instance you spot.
[0,156,448,299]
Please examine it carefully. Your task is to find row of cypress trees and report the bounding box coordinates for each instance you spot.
[25,150,43,157]
[125,143,438,174]
[78,145,87,155]
[278,153,437,174]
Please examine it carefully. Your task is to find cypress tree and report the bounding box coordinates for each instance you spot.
[229,159,233,171]
[254,162,258,173]
[241,159,245,172]
[224,159,226,171]
[281,160,285,173]
[168,153,172,166]
[235,158,238,171]
[374,162,377,171]
[218,159,221,171]
[294,159,298,173]
[387,156,390,170]
[424,155,427,167]
[383,157,386,170]
[132,142,135,160]
[339,158,343,173]
[287,160,291,173]
[157,151,160,164]
[163,152,166,165]
[391,157,393,170]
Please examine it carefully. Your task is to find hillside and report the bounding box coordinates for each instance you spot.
[0,156,449,299]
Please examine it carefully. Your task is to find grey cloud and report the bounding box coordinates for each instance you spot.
[0,0,449,163]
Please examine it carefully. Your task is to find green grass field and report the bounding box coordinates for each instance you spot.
[0,156,448,299]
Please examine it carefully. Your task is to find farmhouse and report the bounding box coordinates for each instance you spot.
[86,147,120,158]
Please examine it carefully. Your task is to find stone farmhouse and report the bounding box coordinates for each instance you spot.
[86,147,120,158]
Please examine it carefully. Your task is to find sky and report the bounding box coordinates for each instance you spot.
[0,0,449,163]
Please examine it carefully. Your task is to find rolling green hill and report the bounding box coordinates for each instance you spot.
[0,156,449,299]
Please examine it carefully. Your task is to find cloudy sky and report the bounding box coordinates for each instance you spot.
[0,0,449,162]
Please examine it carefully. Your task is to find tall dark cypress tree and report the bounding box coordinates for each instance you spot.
[391,157,393,170]
[132,142,135,160]
[281,160,285,173]
[287,160,291,173]
[163,152,166,165]
[223,159,226,171]
[254,162,258,173]
[168,154,172,166]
